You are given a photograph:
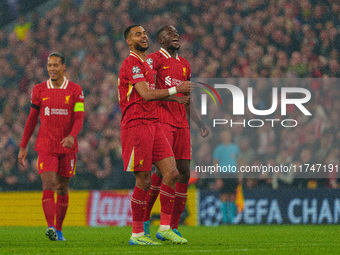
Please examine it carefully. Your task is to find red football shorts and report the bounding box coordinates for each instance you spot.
[121,123,174,172]
[37,152,76,178]
[161,123,191,160]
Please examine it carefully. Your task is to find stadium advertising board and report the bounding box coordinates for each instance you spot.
[200,189,340,225]
[87,187,198,226]
[87,190,133,226]
[86,187,198,226]
[0,191,87,226]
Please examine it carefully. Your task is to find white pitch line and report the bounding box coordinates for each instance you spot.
[88,248,260,255]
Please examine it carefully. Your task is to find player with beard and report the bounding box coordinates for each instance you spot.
[143,26,209,241]
[18,52,84,241]
[118,25,191,245]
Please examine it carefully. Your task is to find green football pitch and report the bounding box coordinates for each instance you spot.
[1,225,339,254]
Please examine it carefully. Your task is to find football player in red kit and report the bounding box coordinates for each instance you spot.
[119,25,192,245]
[143,26,209,239]
[18,52,84,241]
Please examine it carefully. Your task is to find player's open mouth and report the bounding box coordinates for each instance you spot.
[172,39,179,46]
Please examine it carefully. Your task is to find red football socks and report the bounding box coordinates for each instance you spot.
[42,190,56,228]
[159,183,175,226]
[56,193,69,231]
[144,173,162,222]
[131,186,147,234]
[170,182,188,229]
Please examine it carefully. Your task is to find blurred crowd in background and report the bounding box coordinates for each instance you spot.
[0,0,339,191]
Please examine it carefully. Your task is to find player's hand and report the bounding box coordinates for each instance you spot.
[200,127,209,138]
[175,95,190,105]
[61,135,75,149]
[177,81,193,94]
[18,147,28,167]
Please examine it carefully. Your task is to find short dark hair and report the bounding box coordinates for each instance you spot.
[124,24,141,39]
[48,52,65,65]
[157,25,171,40]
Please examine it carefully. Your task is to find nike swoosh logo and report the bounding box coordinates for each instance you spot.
[42,97,50,101]
[163,66,170,69]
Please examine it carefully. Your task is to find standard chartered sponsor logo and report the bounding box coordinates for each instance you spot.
[51,108,68,115]
[44,107,68,116]
[172,78,183,86]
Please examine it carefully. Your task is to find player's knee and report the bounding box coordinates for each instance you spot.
[40,172,56,191]
[42,184,55,191]
[134,172,152,191]
[57,187,68,196]
[144,175,152,189]
[176,160,190,182]
[42,180,55,191]
[56,183,69,195]
[161,166,178,183]
[154,168,162,178]
[169,167,179,181]
[178,169,190,184]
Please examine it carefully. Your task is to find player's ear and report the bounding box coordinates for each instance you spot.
[126,38,132,47]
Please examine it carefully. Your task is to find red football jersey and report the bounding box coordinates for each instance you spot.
[118,51,157,129]
[146,48,191,128]
[31,77,84,153]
